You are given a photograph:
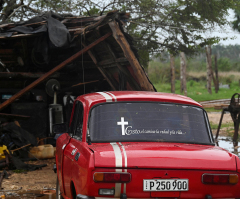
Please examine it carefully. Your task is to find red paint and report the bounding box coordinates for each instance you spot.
[91,142,236,171]
[55,91,240,199]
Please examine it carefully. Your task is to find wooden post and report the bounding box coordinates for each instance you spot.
[180,52,187,96]
[170,54,175,93]
[206,46,218,93]
[214,54,219,92]
[109,21,155,91]
[206,46,212,94]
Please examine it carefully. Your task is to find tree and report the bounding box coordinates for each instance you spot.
[214,54,219,93]
[170,54,175,93]
[180,52,187,96]
[205,45,212,94]
[232,8,240,33]
[1,0,240,68]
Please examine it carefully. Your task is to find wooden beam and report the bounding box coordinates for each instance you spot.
[0,32,112,111]
[93,30,138,90]
[98,57,128,66]
[104,42,141,91]
[0,113,30,120]
[0,49,14,54]
[83,43,118,91]
[0,33,42,39]
[0,72,60,79]
[109,21,155,91]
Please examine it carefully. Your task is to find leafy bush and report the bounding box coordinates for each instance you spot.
[188,80,195,87]
[148,62,171,84]
[217,57,231,71]
[148,59,181,84]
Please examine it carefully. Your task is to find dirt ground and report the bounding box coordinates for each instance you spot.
[207,112,233,136]
[0,112,233,198]
[1,158,56,198]
[207,112,232,124]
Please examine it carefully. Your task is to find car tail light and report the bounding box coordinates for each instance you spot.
[94,172,131,183]
[202,174,238,184]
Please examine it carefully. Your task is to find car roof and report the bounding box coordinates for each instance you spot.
[76,91,202,108]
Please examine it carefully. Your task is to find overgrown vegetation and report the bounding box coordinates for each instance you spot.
[149,44,240,102]
[154,80,240,102]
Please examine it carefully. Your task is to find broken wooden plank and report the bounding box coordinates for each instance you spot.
[109,21,155,91]
[0,32,112,111]
[23,21,47,27]
[0,113,30,120]
[214,105,229,110]
[0,23,14,29]
[83,43,118,91]
[0,49,14,54]
[71,80,99,87]
[0,72,60,79]
[98,57,128,66]
[93,30,137,90]
[103,41,140,90]
[0,33,41,39]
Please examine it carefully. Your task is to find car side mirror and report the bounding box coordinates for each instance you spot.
[52,123,68,134]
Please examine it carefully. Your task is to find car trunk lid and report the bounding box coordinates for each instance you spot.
[90,142,236,171]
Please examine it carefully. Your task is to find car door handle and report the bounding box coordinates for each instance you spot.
[71,149,77,155]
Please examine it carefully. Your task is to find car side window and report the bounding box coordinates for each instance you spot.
[69,101,84,140]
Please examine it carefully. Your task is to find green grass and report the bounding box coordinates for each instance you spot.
[210,122,234,130]
[204,108,222,112]
[154,80,240,102]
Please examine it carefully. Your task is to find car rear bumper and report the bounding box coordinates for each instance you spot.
[77,195,240,199]
[87,168,240,199]
[77,194,95,199]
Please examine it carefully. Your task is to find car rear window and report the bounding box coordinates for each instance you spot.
[89,102,211,144]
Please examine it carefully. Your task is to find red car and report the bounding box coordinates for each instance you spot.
[55,91,240,199]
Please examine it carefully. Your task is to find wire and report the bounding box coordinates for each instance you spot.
[81,19,85,94]
[11,144,31,152]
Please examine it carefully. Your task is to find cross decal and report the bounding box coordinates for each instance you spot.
[117,117,128,135]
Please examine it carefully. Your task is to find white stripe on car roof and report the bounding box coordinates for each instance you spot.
[96,92,112,102]
[106,92,117,102]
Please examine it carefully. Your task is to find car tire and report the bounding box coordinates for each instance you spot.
[56,177,64,199]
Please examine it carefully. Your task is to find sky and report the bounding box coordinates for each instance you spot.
[207,9,240,46]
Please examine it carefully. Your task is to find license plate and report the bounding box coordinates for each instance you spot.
[143,179,189,191]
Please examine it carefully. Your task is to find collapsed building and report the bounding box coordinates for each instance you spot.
[0,11,155,141]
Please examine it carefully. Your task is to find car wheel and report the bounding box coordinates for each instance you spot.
[56,177,64,199]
